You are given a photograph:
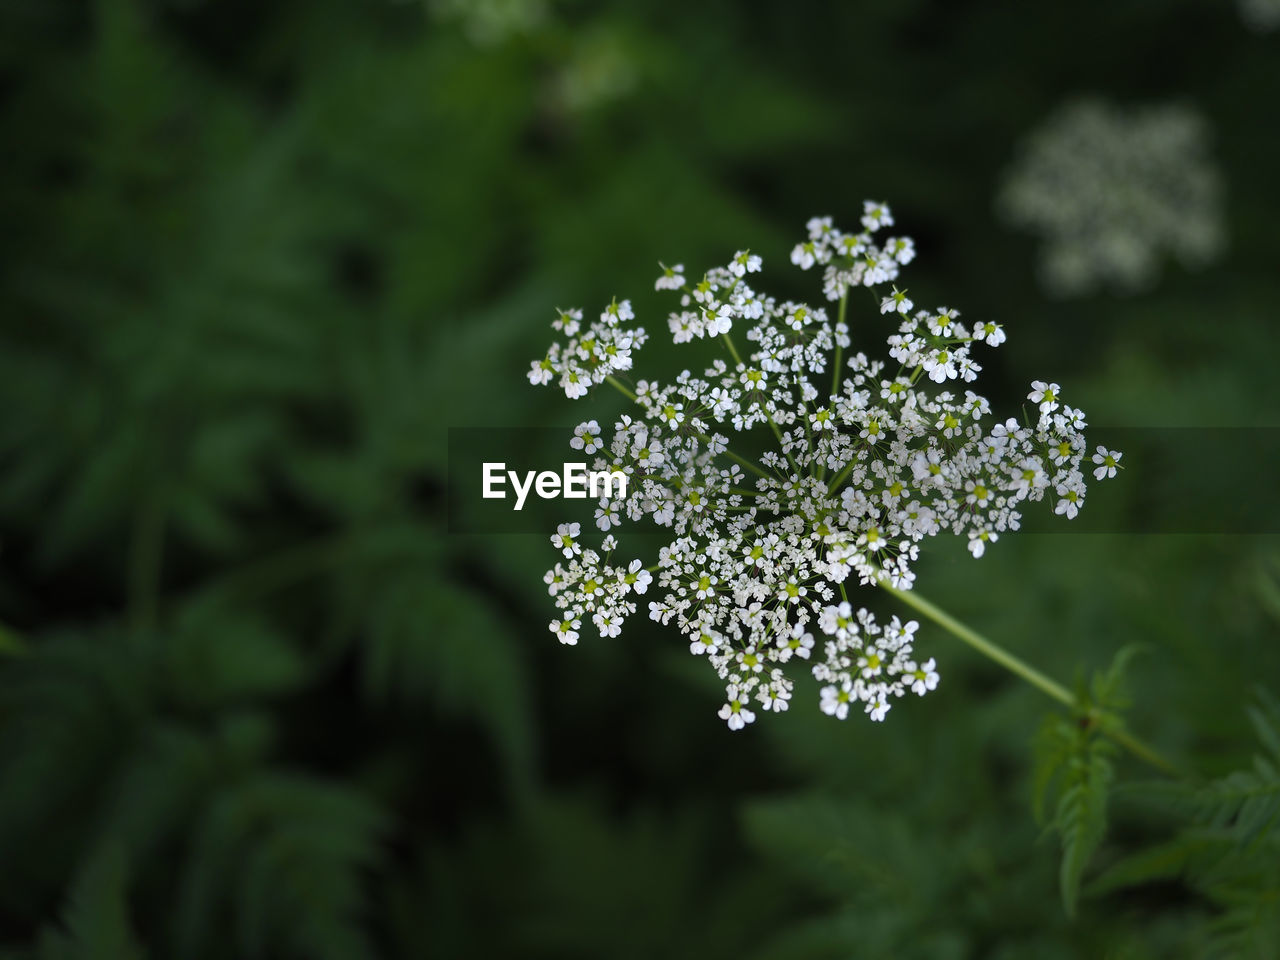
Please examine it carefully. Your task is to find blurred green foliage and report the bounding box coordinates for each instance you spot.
[1,0,1279,957]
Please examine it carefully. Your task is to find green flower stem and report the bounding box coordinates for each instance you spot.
[720,449,773,482]
[605,374,639,402]
[826,459,857,494]
[1104,725,1185,779]
[878,580,1184,778]
[720,332,744,367]
[766,414,799,476]
[818,290,850,485]
[831,288,847,400]
[880,581,1073,703]
[802,400,815,476]
[720,332,801,476]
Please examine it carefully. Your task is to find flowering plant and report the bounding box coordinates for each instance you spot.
[528,202,1121,729]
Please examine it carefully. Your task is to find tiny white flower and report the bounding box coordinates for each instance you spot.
[561,370,590,399]
[718,686,757,730]
[1028,380,1060,413]
[791,242,817,270]
[857,646,885,678]
[978,321,1006,347]
[807,216,834,240]
[862,200,894,231]
[528,358,555,386]
[1091,445,1123,480]
[778,624,815,662]
[736,646,765,674]
[703,303,733,335]
[810,407,834,431]
[600,298,634,325]
[620,559,653,595]
[880,287,913,315]
[544,566,566,595]
[866,697,891,722]
[1054,482,1084,519]
[570,419,602,453]
[551,522,581,558]
[552,308,582,336]
[907,659,940,695]
[655,262,686,291]
[592,611,622,638]
[887,236,915,265]
[820,682,854,720]
[967,528,997,558]
[730,250,762,277]
[594,500,619,531]
[550,618,581,645]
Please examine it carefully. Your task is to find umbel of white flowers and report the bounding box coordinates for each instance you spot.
[1239,0,1280,32]
[528,203,1121,730]
[998,99,1224,297]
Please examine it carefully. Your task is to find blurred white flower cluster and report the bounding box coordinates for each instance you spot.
[549,27,639,114]
[426,0,637,114]
[998,100,1225,297]
[1239,0,1280,31]
[427,0,548,45]
[528,204,1120,729]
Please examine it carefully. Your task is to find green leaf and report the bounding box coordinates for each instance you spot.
[1191,691,1280,849]
[1032,645,1138,917]
[1086,834,1201,897]
[37,841,146,960]
[1057,730,1116,917]
[0,634,149,910]
[357,568,534,787]
[166,609,309,707]
[174,774,387,960]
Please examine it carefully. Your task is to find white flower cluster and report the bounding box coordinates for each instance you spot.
[550,27,638,114]
[428,0,549,46]
[528,203,1120,730]
[1240,0,1280,31]
[998,99,1225,297]
[527,301,648,399]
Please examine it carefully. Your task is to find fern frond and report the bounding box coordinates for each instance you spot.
[1087,832,1205,897]
[1054,722,1116,917]
[174,773,387,960]
[36,842,146,960]
[354,567,534,787]
[1205,881,1280,960]
[1191,692,1280,848]
[1031,645,1138,916]
[0,634,149,912]
[1100,691,1280,953]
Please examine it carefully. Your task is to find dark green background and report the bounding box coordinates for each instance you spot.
[2,0,1279,957]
